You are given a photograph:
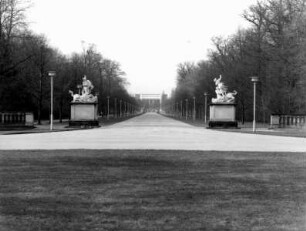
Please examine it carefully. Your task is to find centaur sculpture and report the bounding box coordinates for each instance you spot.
[212,75,237,103]
[69,75,97,103]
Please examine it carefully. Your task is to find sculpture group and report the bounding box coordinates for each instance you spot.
[209,75,238,128]
[69,75,98,103]
[212,75,237,103]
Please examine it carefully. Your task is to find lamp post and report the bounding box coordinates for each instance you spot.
[180,100,183,118]
[114,98,117,118]
[173,103,175,116]
[99,63,104,97]
[107,96,110,120]
[95,92,100,116]
[193,97,196,121]
[124,101,127,116]
[119,100,122,117]
[204,92,208,124]
[185,99,188,120]
[48,71,56,131]
[251,76,259,132]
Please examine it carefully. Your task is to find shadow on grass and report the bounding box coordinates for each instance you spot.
[0,150,306,231]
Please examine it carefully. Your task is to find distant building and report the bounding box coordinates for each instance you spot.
[135,93,168,112]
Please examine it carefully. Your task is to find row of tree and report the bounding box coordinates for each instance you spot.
[169,0,306,123]
[0,0,139,123]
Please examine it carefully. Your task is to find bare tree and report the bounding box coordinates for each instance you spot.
[0,0,30,77]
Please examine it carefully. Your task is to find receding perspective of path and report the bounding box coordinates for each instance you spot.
[0,112,305,152]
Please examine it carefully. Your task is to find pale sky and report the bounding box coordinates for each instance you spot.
[26,0,258,95]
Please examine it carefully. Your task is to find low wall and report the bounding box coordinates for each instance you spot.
[0,112,34,127]
[270,114,306,128]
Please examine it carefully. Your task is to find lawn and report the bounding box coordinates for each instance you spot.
[0,150,306,231]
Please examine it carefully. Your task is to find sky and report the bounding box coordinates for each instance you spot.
[26,0,258,95]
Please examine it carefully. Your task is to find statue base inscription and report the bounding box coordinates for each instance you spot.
[69,102,99,127]
[209,103,238,128]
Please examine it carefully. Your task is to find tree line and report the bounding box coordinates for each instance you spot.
[169,0,306,123]
[0,0,139,123]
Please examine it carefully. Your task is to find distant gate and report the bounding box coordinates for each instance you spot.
[135,93,167,112]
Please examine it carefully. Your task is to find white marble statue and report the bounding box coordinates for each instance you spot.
[69,75,97,103]
[69,90,81,102]
[82,75,94,95]
[212,75,237,103]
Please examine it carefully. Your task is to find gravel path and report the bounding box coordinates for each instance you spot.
[0,113,305,152]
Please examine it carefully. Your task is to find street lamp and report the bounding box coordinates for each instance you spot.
[204,92,208,124]
[173,103,175,116]
[107,96,110,120]
[193,97,196,121]
[251,76,259,132]
[180,100,183,118]
[185,99,188,120]
[119,100,122,117]
[114,98,117,118]
[95,92,100,116]
[48,71,56,131]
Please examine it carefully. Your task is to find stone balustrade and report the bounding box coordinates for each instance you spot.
[270,114,306,128]
[0,112,34,127]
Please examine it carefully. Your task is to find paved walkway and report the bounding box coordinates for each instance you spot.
[0,113,305,152]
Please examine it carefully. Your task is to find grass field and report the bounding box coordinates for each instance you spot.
[0,150,306,231]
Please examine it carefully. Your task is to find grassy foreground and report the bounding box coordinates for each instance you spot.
[0,150,306,231]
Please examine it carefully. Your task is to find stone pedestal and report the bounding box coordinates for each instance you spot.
[25,112,34,126]
[270,114,280,128]
[209,103,238,128]
[69,102,99,127]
